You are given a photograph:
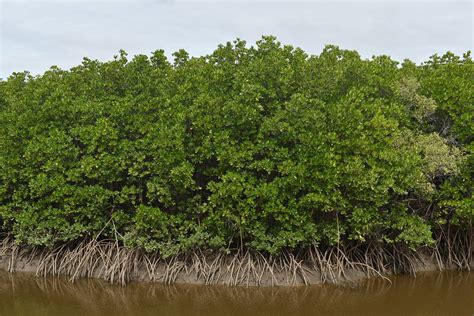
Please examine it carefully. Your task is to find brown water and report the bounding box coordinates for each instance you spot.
[0,270,472,316]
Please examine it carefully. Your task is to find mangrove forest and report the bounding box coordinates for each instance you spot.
[0,36,472,285]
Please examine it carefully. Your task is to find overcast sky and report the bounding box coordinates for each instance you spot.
[0,0,472,78]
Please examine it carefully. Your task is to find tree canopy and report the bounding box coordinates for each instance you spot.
[0,37,472,256]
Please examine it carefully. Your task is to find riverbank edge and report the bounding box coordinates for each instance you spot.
[1,238,471,287]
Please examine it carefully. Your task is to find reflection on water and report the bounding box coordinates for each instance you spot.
[0,270,472,315]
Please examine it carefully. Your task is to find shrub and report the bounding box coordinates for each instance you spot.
[0,37,470,256]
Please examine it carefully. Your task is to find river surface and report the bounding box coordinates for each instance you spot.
[0,270,472,316]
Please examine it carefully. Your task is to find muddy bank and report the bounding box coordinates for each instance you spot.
[2,238,470,287]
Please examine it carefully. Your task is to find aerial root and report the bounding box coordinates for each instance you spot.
[431,225,473,271]
[0,233,471,286]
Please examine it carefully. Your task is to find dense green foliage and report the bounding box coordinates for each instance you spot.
[0,37,472,256]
